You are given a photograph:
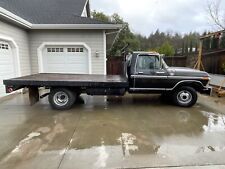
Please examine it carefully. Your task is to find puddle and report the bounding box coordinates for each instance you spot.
[148,111,225,159]
[201,111,225,133]
[12,132,41,153]
[117,133,138,156]
[94,139,109,168]
[70,107,225,161]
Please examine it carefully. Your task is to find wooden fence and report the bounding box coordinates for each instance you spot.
[107,57,124,75]
[163,56,187,67]
[202,50,225,75]
[107,53,225,75]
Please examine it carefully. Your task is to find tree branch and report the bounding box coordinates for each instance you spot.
[207,0,225,30]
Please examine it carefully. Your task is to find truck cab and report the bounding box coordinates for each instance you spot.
[126,51,211,107]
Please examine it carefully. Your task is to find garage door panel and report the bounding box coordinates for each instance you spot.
[66,64,86,71]
[67,60,87,64]
[0,72,14,78]
[0,42,15,97]
[0,86,6,97]
[0,72,15,82]
[0,64,15,71]
[0,79,3,85]
[46,56,66,64]
[47,66,87,74]
[0,55,13,62]
[47,65,76,73]
[0,59,14,64]
[47,64,66,70]
[43,45,89,74]
[68,57,87,63]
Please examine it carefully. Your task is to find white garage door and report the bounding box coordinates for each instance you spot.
[0,41,15,97]
[43,46,89,74]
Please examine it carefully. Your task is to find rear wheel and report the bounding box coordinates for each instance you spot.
[49,88,76,110]
[172,86,197,107]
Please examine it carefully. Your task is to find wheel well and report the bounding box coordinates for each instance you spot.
[172,81,204,92]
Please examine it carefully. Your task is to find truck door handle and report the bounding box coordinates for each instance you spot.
[138,72,144,75]
[156,72,165,74]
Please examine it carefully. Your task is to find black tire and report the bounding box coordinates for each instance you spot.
[172,86,197,107]
[49,88,76,110]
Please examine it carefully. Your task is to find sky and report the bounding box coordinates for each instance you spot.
[90,0,225,36]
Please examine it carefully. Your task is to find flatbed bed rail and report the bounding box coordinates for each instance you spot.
[3,73,129,88]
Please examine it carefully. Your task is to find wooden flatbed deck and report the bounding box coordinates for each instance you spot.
[3,73,129,88]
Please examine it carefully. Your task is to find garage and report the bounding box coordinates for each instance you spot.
[42,45,90,74]
[0,41,15,97]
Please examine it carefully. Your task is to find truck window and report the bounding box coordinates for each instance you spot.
[136,55,160,71]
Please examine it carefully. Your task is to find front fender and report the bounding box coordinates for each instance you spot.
[169,80,207,92]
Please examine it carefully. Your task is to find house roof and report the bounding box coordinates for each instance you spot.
[0,0,119,27]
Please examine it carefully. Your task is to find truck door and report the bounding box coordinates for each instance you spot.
[133,54,168,90]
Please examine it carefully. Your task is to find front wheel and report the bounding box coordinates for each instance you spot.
[49,88,76,110]
[172,86,197,107]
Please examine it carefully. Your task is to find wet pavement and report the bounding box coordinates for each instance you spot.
[0,93,225,169]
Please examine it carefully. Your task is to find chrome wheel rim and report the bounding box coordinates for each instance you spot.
[53,91,69,106]
[177,90,192,104]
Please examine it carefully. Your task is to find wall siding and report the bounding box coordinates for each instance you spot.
[0,20,31,76]
[29,30,105,74]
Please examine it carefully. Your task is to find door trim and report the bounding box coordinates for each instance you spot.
[130,88,166,91]
[131,75,168,79]
[130,80,205,92]
[0,34,21,77]
[37,42,92,74]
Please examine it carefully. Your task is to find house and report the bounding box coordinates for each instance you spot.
[0,0,121,97]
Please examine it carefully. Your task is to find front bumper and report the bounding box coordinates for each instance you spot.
[200,86,212,96]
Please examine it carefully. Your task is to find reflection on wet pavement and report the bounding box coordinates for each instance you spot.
[202,111,225,133]
[117,133,138,156]
[0,94,225,169]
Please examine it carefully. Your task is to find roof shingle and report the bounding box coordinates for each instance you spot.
[0,0,108,24]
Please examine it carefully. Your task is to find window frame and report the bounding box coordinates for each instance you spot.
[135,54,162,73]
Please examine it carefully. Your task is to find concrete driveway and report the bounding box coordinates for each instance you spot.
[0,93,225,169]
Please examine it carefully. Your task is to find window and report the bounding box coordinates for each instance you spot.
[0,43,9,50]
[47,48,64,53]
[136,55,161,71]
[67,47,84,53]
[80,48,84,52]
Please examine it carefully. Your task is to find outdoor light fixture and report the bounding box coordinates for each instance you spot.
[95,51,100,57]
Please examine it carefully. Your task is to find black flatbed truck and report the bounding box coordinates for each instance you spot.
[4,52,212,110]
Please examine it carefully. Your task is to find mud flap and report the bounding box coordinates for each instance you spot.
[29,87,39,106]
